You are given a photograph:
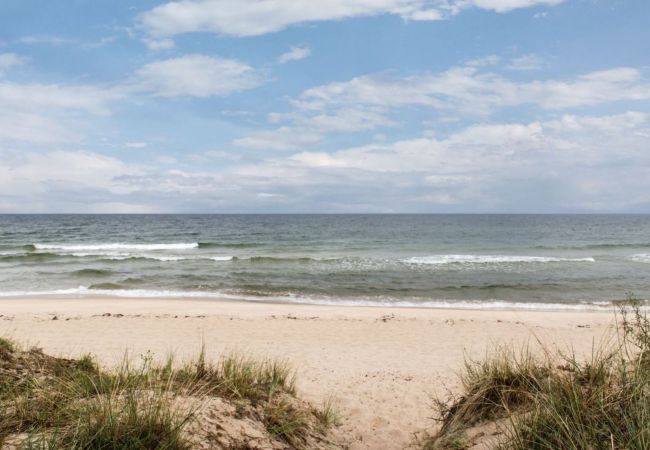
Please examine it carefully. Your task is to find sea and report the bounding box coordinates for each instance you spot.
[1,214,649,310]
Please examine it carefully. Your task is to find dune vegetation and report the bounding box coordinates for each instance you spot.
[1,295,647,449]
[0,340,338,449]
[418,294,650,450]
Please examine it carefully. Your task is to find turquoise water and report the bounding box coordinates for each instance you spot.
[1,214,649,309]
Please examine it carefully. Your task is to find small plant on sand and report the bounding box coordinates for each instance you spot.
[264,395,312,447]
[419,429,468,450]
[314,395,341,431]
[616,292,650,361]
[0,337,15,359]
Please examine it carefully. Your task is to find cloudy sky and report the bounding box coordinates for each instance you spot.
[0,0,649,213]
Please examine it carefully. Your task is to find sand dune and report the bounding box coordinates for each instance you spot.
[0,297,613,449]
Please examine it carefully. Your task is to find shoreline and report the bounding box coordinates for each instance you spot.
[0,296,616,449]
[0,292,620,313]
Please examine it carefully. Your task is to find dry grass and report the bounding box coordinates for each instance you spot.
[314,395,341,431]
[0,342,338,449]
[264,396,313,447]
[177,349,296,403]
[418,294,650,450]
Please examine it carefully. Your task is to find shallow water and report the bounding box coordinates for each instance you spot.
[1,214,649,309]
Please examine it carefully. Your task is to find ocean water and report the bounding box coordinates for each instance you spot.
[1,214,649,310]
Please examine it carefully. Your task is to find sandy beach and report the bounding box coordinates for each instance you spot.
[2,0,646,446]
[0,297,615,449]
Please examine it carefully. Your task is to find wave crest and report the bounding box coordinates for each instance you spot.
[33,243,199,251]
[629,254,650,263]
[199,242,261,249]
[403,255,596,265]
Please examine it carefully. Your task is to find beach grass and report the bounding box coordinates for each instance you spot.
[0,337,15,358]
[314,395,342,431]
[176,349,296,403]
[0,342,337,449]
[419,294,650,449]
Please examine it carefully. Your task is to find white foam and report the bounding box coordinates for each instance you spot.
[0,286,226,299]
[629,254,650,263]
[145,255,186,261]
[0,287,92,297]
[294,297,613,311]
[403,255,596,265]
[147,255,232,262]
[67,252,232,262]
[70,252,183,261]
[209,256,234,261]
[34,243,199,251]
[0,287,616,311]
[71,252,132,260]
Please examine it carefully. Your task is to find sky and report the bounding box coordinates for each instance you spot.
[0,0,649,213]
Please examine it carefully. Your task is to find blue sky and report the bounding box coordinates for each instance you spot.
[0,0,649,213]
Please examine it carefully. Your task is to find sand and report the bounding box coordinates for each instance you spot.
[0,297,615,449]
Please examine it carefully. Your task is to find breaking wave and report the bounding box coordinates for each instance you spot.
[199,242,262,249]
[402,255,596,265]
[629,254,650,263]
[0,286,615,311]
[32,243,199,251]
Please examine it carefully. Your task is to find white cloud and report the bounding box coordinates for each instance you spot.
[544,111,648,134]
[157,155,178,164]
[18,35,70,45]
[234,126,322,150]
[0,53,27,75]
[295,66,650,114]
[467,0,564,13]
[506,53,544,71]
[0,81,118,115]
[0,80,120,144]
[252,111,649,211]
[83,36,118,49]
[1,54,263,146]
[257,192,285,199]
[465,54,500,67]
[143,37,175,50]
[270,107,394,132]
[407,8,444,20]
[189,150,243,162]
[0,150,139,212]
[141,0,565,38]
[0,111,78,144]
[3,112,648,212]
[278,45,311,64]
[133,54,263,97]
[236,107,395,150]
[126,142,148,148]
[0,53,261,146]
[300,107,395,132]
[234,64,650,152]
[141,0,435,37]
[288,112,649,176]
